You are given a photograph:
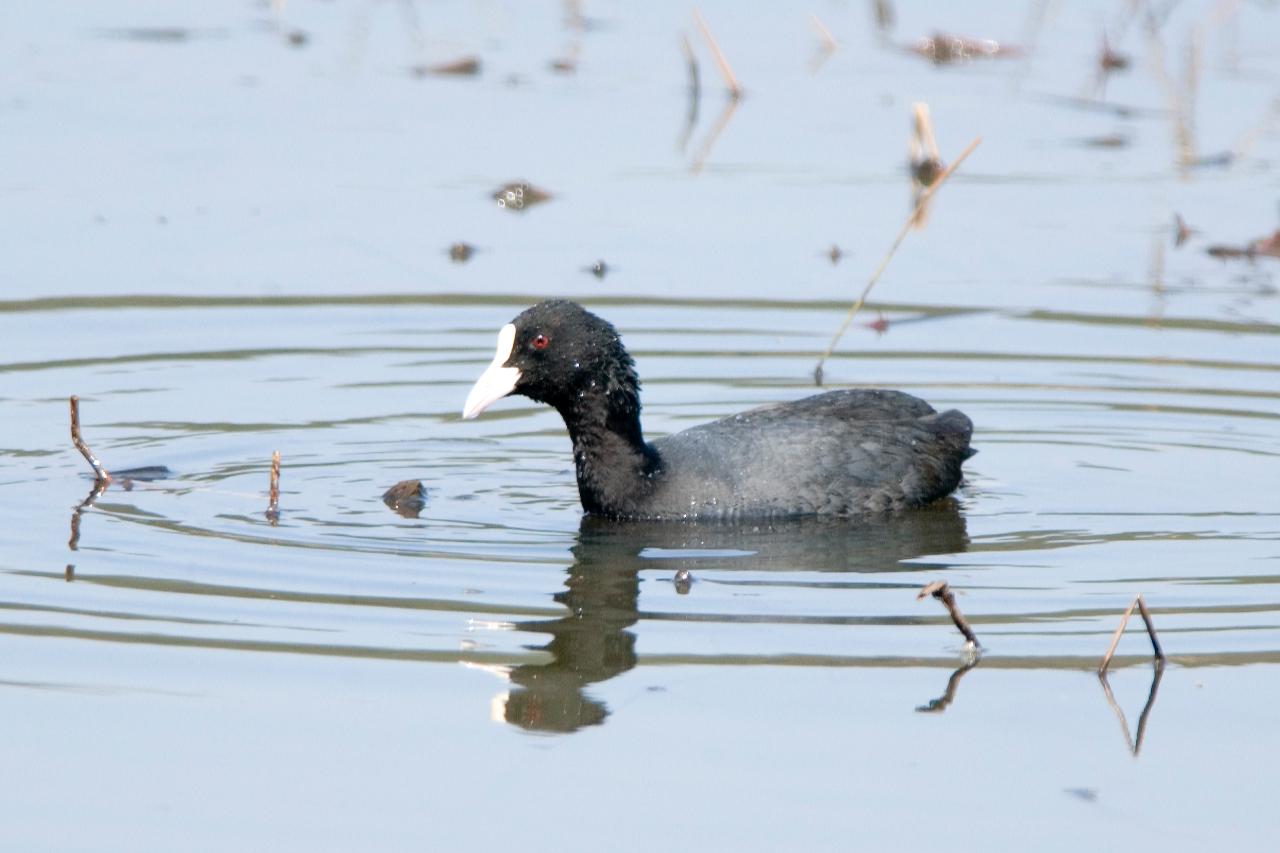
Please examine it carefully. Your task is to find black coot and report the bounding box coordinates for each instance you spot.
[463,300,974,519]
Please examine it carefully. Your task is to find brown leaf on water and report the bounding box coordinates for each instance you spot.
[1099,30,1130,72]
[1077,133,1129,149]
[412,56,482,77]
[1100,48,1130,71]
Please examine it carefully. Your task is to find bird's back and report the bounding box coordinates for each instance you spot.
[644,389,973,519]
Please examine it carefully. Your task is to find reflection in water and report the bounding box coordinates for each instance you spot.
[496,502,969,733]
[1098,660,1165,757]
[915,658,980,713]
[67,482,107,552]
[689,96,740,175]
[67,467,173,551]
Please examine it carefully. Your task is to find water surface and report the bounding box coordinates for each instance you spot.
[2,1,1279,850]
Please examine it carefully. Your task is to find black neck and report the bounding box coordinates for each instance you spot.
[557,387,661,517]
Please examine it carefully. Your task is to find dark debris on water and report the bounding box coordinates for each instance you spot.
[383,480,428,518]
[1205,229,1280,261]
[448,242,476,263]
[493,182,553,212]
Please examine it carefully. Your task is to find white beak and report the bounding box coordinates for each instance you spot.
[462,324,520,419]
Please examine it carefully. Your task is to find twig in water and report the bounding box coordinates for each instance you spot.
[814,136,981,384]
[908,103,944,229]
[677,34,701,153]
[917,580,980,648]
[811,14,838,52]
[909,103,942,180]
[693,10,742,99]
[1098,594,1164,674]
[69,396,111,487]
[266,450,281,523]
[689,96,740,175]
[872,0,895,39]
[809,14,838,72]
[1173,212,1196,247]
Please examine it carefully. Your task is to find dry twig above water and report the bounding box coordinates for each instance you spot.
[69,395,111,488]
[1098,594,1164,675]
[814,136,981,384]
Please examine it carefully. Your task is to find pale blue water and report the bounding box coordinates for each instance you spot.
[1,1,1279,850]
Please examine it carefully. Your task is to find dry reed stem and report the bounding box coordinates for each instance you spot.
[69,396,111,487]
[1098,594,1165,675]
[1228,96,1280,163]
[693,10,742,99]
[266,450,281,522]
[916,580,980,647]
[810,14,838,52]
[814,136,981,382]
[912,103,940,162]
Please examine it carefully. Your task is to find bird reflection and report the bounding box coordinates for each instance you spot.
[495,501,969,733]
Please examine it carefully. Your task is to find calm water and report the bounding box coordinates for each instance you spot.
[2,1,1279,850]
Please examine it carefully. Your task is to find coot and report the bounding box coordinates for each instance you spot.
[462,300,974,519]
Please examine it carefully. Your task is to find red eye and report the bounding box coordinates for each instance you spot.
[531,334,549,351]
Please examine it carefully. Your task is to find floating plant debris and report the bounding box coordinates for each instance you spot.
[383,480,427,518]
[911,33,1020,65]
[412,56,482,77]
[1205,229,1280,261]
[492,182,552,212]
[1077,133,1130,148]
